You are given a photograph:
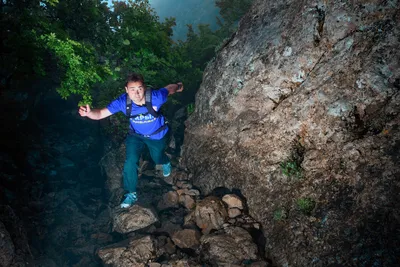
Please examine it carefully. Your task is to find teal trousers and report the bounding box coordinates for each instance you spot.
[123,134,169,193]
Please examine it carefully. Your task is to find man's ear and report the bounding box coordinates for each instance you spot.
[125,86,128,93]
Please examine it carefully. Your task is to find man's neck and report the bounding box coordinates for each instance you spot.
[132,99,145,106]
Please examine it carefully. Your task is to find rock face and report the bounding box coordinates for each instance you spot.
[0,220,14,267]
[182,0,400,266]
[0,205,34,267]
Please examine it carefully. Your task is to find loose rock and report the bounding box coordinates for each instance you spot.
[194,196,228,234]
[113,206,158,233]
[171,228,201,249]
[222,194,244,210]
[200,226,258,265]
[98,236,155,266]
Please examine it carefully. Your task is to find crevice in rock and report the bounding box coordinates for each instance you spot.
[313,4,326,46]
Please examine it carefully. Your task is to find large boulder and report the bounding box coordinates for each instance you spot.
[182,0,400,265]
[97,236,155,267]
[171,228,201,249]
[113,205,159,233]
[200,226,258,265]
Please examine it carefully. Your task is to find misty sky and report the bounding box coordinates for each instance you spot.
[106,0,220,41]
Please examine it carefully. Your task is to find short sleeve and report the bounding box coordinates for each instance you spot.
[152,88,168,105]
[106,94,126,115]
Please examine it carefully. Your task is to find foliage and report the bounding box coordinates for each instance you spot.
[51,0,111,48]
[296,198,315,215]
[1,0,49,85]
[273,208,287,221]
[40,33,111,105]
[187,103,195,115]
[281,138,305,179]
[1,0,255,141]
[280,160,303,179]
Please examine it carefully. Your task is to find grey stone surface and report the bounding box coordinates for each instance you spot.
[181,0,400,265]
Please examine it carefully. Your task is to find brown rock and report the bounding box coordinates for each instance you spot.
[171,228,201,249]
[154,236,176,257]
[179,194,196,210]
[228,207,242,218]
[174,171,190,181]
[113,205,158,233]
[200,227,258,265]
[98,236,155,266]
[176,181,192,189]
[194,196,228,234]
[222,194,244,209]
[176,188,190,196]
[184,210,196,226]
[155,220,182,237]
[187,189,201,196]
[157,191,179,210]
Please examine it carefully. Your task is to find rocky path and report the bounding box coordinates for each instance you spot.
[1,91,272,266]
[98,149,272,266]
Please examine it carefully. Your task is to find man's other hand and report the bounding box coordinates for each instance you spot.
[176,82,184,92]
[79,104,91,117]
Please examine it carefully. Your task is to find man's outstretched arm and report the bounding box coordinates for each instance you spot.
[164,82,184,95]
[79,105,112,120]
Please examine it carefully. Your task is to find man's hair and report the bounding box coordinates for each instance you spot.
[125,73,145,87]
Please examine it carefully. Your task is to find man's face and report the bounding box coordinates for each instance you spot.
[125,81,145,104]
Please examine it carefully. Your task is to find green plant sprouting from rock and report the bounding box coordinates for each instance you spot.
[273,208,287,221]
[187,103,195,115]
[280,160,303,179]
[296,198,315,215]
[280,137,305,179]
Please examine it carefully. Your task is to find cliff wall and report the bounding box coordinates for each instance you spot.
[182,0,400,265]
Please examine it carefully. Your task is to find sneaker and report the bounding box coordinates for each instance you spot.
[120,192,137,208]
[162,162,171,177]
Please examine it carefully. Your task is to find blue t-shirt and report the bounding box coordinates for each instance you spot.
[107,88,169,140]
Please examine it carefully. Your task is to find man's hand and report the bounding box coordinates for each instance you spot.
[176,82,184,92]
[165,82,184,95]
[79,104,91,117]
[78,106,112,120]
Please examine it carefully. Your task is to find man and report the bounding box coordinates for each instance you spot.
[79,73,183,208]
